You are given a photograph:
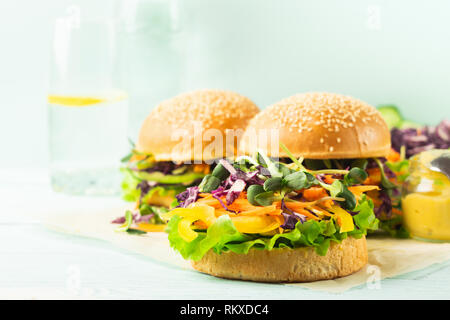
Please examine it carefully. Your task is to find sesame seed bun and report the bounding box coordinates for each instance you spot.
[137,89,260,162]
[239,92,390,159]
[192,236,367,282]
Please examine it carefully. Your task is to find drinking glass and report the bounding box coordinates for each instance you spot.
[48,4,128,196]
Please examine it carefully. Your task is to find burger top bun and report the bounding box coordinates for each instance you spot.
[239,92,391,159]
[137,89,260,162]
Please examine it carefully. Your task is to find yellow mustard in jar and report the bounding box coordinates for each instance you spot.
[402,149,450,242]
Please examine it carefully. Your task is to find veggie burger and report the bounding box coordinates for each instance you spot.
[116,89,259,230]
[241,92,407,237]
[163,92,387,282]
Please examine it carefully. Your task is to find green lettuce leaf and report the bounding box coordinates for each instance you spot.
[352,195,379,231]
[167,215,251,261]
[120,168,185,204]
[120,167,142,202]
[376,216,410,238]
[386,159,410,182]
[166,197,379,261]
[120,165,205,203]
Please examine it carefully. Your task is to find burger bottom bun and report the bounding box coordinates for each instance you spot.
[191,236,368,282]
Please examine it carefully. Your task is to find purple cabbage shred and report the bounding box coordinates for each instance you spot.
[225,179,246,205]
[280,198,306,229]
[134,161,186,175]
[391,119,450,158]
[176,186,199,208]
[374,190,392,218]
[111,210,155,224]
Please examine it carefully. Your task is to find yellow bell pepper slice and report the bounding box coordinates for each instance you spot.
[168,204,217,226]
[178,217,199,242]
[164,204,217,242]
[328,206,355,233]
[230,215,283,234]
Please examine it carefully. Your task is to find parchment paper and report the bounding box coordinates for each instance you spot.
[41,205,450,293]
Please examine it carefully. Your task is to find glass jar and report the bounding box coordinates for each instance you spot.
[402,149,450,242]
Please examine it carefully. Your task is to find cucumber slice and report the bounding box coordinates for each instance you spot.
[133,171,206,184]
[399,120,422,129]
[377,105,403,129]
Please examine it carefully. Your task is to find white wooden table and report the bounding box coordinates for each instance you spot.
[1,168,449,299]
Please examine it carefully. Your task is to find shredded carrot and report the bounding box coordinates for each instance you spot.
[195,190,332,222]
[276,200,314,210]
[367,168,380,175]
[130,154,147,162]
[197,193,278,215]
[193,220,208,229]
[281,202,320,220]
[193,164,210,174]
[387,148,401,162]
[214,209,234,217]
[197,197,224,208]
[319,199,334,209]
[303,187,328,201]
[295,208,320,221]
[227,199,261,212]
[267,209,283,216]
[198,193,211,198]
[311,205,332,217]
[133,223,166,233]
[348,185,380,197]
[323,175,336,184]
[238,205,282,216]
[364,168,381,185]
[392,208,403,216]
[368,196,382,207]
[366,189,379,197]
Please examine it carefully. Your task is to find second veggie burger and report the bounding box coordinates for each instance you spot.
[116,89,260,230]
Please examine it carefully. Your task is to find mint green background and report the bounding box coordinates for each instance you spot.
[1,1,450,300]
[1,0,449,168]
